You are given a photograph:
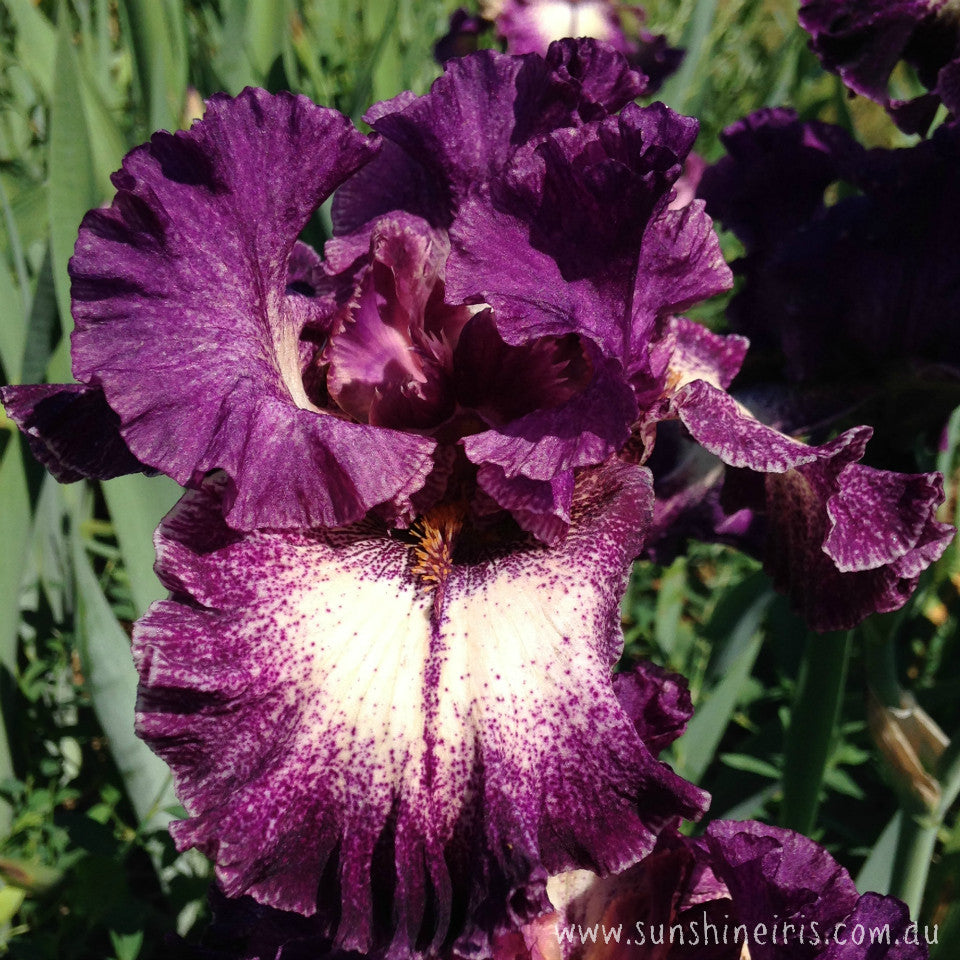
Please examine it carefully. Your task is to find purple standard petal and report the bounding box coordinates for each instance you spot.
[799,0,960,133]
[461,339,638,484]
[447,102,701,356]
[69,88,436,530]
[765,451,953,632]
[337,40,646,234]
[698,821,929,960]
[545,819,928,960]
[1,383,147,482]
[134,461,707,955]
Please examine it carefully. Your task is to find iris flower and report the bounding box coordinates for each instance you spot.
[518,820,930,960]
[800,0,960,134]
[1,41,950,954]
[435,1,683,92]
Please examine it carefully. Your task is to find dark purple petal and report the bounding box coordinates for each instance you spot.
[355,41,648,232]
[447,102,700,358]
[551,821,928,960]
[474,463,574,545]
[673,382,870,474]
[799,0,958,133]
[1,383,146,482]
[817,893,928,960]
[325,214,464,430]
[629,206,733,380]
[135,461,706,955]
[613,661,694,755]
[69,88,436,530]
[541,36,650,117]
[705,113,960,382]
[434,8,489,63]
[698,107,864,254]
[632,29,686,94]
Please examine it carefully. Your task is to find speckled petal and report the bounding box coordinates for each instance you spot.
[134,461,707,956]
[69,88,435,530]
[474,463,574,545]
[765,447,953,632]
[0,383,147,482]
[613,661,694,755]
[672,381,866,474]
[341,41,643,237]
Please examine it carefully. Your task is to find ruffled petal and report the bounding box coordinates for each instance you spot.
[673,381,870,474]
[461,339,636,483]
[358,40,646,228]
[134,461,707,956]
[765,455,953,631]
[613,661,694,755]
[799,0,957,133]
[0,383,146,482]
[69,87,435,529]
[447,102,699,358]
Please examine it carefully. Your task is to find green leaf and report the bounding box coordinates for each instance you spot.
[122,0,188,132]
[657,0,719,115]
[4,0,56,98]
[780,631,852,835]
[671,626,764,783]
[48,10,100,355]
[245,0,291,78]
[0,440,32,834]
[653,557,689,661]
[720,752,781,780]
[71,487,175,828]
[0,442,30,677]
[0,259,24,385]
[19,246,59,387]
[856,811,902,895]
[102,474,181,617]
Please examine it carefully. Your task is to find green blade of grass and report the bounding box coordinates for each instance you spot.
[670,587,772,783]
[102,474,181,617]
[48,8,99,359]
[245,0,291,79]
[780,630,852,835]
[0,440,32,833]
[71,488,175,828]
[856,811,902,895]
[657,0,719,116]
[4,0,56,98]
[122,0,187,132]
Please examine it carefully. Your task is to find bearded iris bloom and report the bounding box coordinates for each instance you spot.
[1,41,952,955]
[800,0,960,134]
[520,820,930,960]
[435,1,683,92]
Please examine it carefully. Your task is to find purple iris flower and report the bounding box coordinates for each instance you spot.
[0,41,951,953]
[436,1,684,92]
[546,820,930,960]
[799,0,960,134]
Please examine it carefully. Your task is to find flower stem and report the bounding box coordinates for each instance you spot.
[781,630,851,836]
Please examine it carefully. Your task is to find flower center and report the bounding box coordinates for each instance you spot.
[410,502,466,590]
